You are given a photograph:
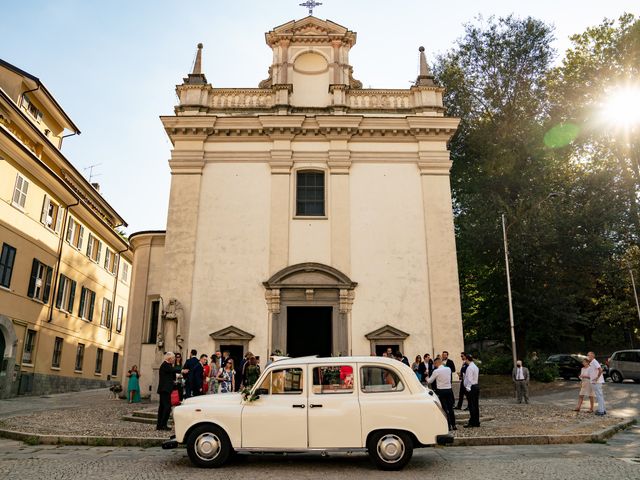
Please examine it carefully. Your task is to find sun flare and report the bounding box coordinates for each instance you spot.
[601,85,640,129]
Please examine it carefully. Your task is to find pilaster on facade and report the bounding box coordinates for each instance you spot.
[417,151,453,176]
[168,150,206,175]
[269,149,294,174]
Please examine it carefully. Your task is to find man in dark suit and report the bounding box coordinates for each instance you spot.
[190,354,208,396]
[157,352,176,431]
[181,349,198,398]
[455,351,468,410]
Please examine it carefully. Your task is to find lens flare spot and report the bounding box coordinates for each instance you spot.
[544,123,580,148]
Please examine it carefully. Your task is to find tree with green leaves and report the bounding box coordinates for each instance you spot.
[435,13,640,356]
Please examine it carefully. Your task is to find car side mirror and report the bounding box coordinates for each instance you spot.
[250,393,261,402]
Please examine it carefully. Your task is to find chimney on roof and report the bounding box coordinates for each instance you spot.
[91,182,101,193]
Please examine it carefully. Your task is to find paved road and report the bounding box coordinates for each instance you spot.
[0,425,638,479]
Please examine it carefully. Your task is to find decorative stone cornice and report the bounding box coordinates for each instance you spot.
[160,115,459,144]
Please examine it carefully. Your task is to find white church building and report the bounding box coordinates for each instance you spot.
[122,15,464,392]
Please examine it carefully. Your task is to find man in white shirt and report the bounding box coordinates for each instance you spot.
[511,360,530,404]
[587,351,606,415]
[463,354,480,427]
[427,358,457,430]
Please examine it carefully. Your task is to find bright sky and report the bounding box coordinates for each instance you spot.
[2,1,638,233]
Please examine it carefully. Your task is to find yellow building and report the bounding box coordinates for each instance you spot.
[0,59,131,397]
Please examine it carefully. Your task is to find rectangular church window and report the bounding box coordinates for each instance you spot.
[296,171,325,216]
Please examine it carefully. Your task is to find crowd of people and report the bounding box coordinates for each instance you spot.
[383,348,481,431]
[152,346,607,432]
[155,350,262,430]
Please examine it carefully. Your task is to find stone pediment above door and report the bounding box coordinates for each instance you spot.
[365,325,410,341]
[264,263,357,290]
[209,326,255,342]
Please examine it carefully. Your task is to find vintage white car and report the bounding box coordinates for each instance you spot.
[164,356,452,470]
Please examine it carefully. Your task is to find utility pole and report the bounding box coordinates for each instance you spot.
[502,214,518,368]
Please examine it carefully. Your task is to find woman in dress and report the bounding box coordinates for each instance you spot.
[126,365,141,403]
[217,358,236,393]
[202,357,211,394]
[242,355,261,389]
[412,355,425,382]
[209,355,220,394]
[574,358,594,412]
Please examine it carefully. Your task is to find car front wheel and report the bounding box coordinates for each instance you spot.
[367,430,413,471]
[186,424,232,468]
[609,371,623,383]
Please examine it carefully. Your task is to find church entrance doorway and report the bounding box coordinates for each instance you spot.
[374,344,400,357]
[219,345,244,373]
[286,307,332,358]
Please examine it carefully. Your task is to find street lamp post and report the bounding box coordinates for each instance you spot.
[502,213,518,368]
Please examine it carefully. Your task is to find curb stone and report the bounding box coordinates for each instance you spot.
[0,428,165,447]
[0,418,635,449]
[450,418,636,447]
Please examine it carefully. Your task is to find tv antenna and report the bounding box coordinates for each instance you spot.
[84,163,102,183]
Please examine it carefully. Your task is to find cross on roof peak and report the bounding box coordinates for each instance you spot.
[299,0,323,16]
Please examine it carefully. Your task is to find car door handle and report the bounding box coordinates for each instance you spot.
[292,404,306,409]
[310,404,323,408]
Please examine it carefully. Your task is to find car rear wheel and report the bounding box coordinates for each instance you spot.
[610,371,623,383]
[367,430,413,471]
[186,424,232,468]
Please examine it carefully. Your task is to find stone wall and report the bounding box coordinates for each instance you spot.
[13,371,118,397]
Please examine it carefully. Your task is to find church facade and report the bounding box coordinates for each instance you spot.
[123,16,464,391]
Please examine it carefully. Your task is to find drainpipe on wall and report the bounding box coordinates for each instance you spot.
[48,198,80,323]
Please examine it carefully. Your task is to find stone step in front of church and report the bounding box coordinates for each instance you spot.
[123,408,173,424]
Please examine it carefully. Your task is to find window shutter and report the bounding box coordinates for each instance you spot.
[66,218,74,243]
[78,226,85,250]
[54,207,63,232]
[12,176,22,205]
[55,275,65,308]
[27,259,39,298]
[68,280,76,312]
[86,234,93,257]
[78,287,86,317]
[96,241,102,263]
[41,195,50,225]
[42,266,53,303]
[88,291,95,322]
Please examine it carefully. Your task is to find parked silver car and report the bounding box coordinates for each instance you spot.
[607,350,640,383]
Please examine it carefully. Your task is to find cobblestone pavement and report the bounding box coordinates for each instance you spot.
[0,425,638,480]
